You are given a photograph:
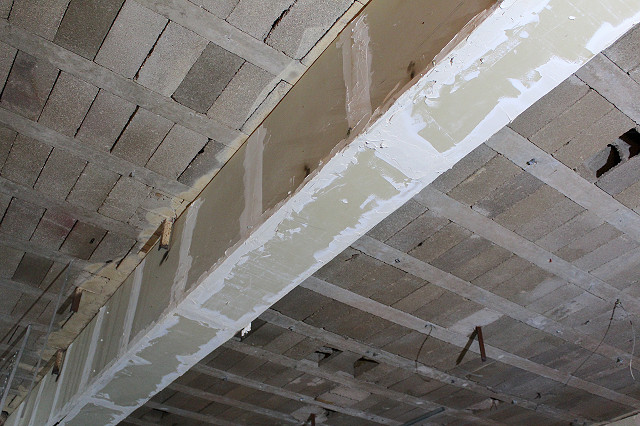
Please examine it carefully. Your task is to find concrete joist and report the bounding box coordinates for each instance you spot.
[8,0,640,424]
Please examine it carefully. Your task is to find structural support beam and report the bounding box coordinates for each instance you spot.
[8,0,640,424]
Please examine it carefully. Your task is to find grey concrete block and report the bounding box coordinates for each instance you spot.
[190,0,238,19]
[0,135,52,187]
[146,125,208,179]
[555,223,621,263]
[529,90,612,155]
[34,148,87,199]
[66,163,119,211]
[178,139,227,187]
[0,42,16,95]
[265,0,351,59]
[509,75,589,139]
[408,222,471,264]
[596,154,640,196]
[450,241,513,282]
[366,199,427,242]
[227,0,296,40]
[54,0,126,59]
[173,43,244,114]
[241,78,291,133]
[9,0,70,40]
[111,108,173,166]
[554,108,635,169]
[615,179,640,210]
[30,209,76,250]
[535,210,603,253]
[0,192,9,218]
[0,197,45,240]
[208,62,275,130]
[471,255,531,291]
[384,209,448,253]
[495,185,569,234]
[431,143,497,193]
[76,90,137,152]
[11,252,52,286]
[472,170,544,218]
[573,235,638,272]
[0,0,11,18]
[94,0,167,78]
[516,194,584,242]
[448,154,522,206]
[0,126,17,170]
[0,51,59,120]
[136,22,208,96]
[38,72,99,137]
[98,176,150,221]
[604,24,640,72]
[59,221,107,260]
[0,245,23,278]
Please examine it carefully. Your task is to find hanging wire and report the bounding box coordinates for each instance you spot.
[618,301,637,381]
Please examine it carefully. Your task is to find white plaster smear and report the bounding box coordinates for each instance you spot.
[9,0,640,424]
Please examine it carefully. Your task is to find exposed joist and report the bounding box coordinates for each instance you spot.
[416,188,640,314]
[143,401,238,426]
[224,339,496,426]
[0,20,241,145]
[261,309,586,423]
[486,127,640,243]
[0,278,57,301]
[167,383,298,424]
[191,363,401,425]
[353,236,640,374]
[0,233,94,271]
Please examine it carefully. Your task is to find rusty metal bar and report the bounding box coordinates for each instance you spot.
[476,326,487,362]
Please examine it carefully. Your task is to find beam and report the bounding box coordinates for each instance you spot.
[353,236,640,373]
[143,401,238,426]
[9,0,640,424]
[301,277,640,409]
[261,309,586,424]
[224,339,495,425]
[416,188,640,314]
[191,363,400,425]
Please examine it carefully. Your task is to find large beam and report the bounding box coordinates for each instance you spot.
[8,0,640,424]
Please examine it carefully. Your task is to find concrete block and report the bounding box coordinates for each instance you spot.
[431,234,494,274]
[535,210,603,253]
[0,125,17,170]
[408,222,472,264]
[33,148,86,199]
[529,90,612,154]
[366,199,427,242]
[208,62,275,130]
[145,125,208,179]
[471,255,531,291]
[227,0,296,40]
[54,0,126,59]
[0,198,44,240]
[94,0,167,78]
[524,282,582,314]
[449,241,513,282]
[555,223,621,262]
[178,139,228,187]
[0,135,52,187]
[0,42,16,95]
[392,282,445,315]
[76,90,137,152]
[0,51,59,120]
[9,0,70,40]
[173,43,244,114]
[516,194,584,241]
[597,154,640,196]
[89,232,136,263]
[604,24,640,72]
[59,221,107,260]
[0,192,9,218]
[111,108,173,166]
[29,210,76,250]
[11,252,53,286]
[555,108,635,169]
[448,154,522,206]
[66,163,119,211]
[509,75,589,138]
[265,0,352,59]
[136,22,208,96]
[493,264,555,306]
[0,245,23,278]
[38,72,98,137]
[369,273,423,307]
[190,0,238,19]
[0,0,11,18]
[615,179,640,210]
[98,176,150,221]
[431,144,496,193]
[472,171,544,219]
[416,292,483,328]
[385,209,449,252]
[271,286,330,321]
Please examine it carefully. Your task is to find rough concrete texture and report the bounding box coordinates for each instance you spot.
[135,22,208,96]
[0,135,52,187]
[33,148,87,200]
[59,221,106,260]
[265,0,352,59]
[227,0,296,40]
[54,0,126,59]
[0,197,44,240]
[29,209,76,251]
[98,176,150,222]
[0,41,16,94]
[190,0,239,19]
[604,24,640,73]
[0,51,59,121]
[8,0,70,40]
[146,124,208,179]
[94,0,167,78]
[177,139,228,187]
[66,163,120,211]
[110,108,173,166]
[173,43,245,114]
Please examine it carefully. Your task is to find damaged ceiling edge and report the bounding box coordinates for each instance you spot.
[8,0,640,424]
